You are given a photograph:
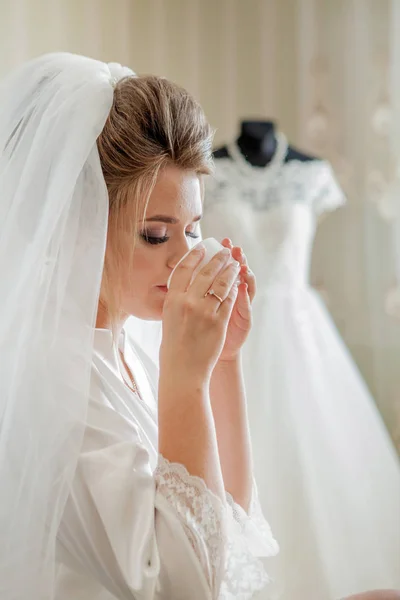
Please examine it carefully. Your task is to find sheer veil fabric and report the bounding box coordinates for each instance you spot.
[0,53,135,599]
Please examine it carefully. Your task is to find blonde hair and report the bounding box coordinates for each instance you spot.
[97,75,214,333]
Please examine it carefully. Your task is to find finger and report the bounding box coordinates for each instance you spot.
[189,248,234,297]
[231,246,242,264]
[235,283,252,323]
[218,280,239,322]
[221,238,233,249]
[240,265,256,303]
[204,260,241,312]
[232,246,249,269]
[236,250,256,301]
[241,251,248,266]
[168,244,205,292]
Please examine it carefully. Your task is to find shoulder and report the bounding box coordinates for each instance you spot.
[213,145,230,159]
[205,157,241,206]
[282,159,346,213]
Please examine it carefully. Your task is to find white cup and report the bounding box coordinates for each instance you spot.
[167,237,225,289]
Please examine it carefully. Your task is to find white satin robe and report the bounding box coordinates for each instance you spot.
[55,327,278,599]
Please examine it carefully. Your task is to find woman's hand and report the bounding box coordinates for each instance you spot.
[160,244,240,386]
[218,238,256,362]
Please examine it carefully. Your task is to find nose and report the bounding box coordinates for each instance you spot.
[166,236,193,271]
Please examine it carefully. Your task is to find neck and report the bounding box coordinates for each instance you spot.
[96,301,128,338]
[237,120,277,167]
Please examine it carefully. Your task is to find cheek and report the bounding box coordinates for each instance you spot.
[132,246,158,275]
[123,246,161,293]
[131,249,151,273]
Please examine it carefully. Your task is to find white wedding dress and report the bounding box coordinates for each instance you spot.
[201,136,400,600]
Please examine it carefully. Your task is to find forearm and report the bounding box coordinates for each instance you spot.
[210,355,253,511]
[158,374,225,501]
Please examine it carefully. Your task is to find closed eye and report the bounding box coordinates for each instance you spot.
[140,231,200,246]
[140,233,169,245]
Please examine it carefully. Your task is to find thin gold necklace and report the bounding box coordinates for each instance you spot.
[118,348,140,397]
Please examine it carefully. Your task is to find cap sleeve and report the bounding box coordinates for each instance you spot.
[312,161,346,215]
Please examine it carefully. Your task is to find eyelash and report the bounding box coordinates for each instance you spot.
[141,231,200,245]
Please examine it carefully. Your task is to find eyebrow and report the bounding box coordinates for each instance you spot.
[144,214,202,224]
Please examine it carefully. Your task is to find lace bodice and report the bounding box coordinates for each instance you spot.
[203,149,345,292]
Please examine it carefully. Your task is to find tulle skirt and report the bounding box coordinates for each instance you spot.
[245,286,400,600]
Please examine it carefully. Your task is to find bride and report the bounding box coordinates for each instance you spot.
[0,52,397,600]
[0,52,277,600]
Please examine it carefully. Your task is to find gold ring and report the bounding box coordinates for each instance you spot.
[205,289,223,303]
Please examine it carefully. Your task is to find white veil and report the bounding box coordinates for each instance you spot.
[0,53,134,599]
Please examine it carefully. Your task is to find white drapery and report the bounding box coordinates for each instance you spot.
[1,0,399,444]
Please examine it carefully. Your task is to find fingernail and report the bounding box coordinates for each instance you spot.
[222,247,231,256]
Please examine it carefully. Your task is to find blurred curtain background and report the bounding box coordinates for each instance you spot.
[1,0,399,446]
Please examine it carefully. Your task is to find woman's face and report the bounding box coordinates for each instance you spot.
[120,165,203,321]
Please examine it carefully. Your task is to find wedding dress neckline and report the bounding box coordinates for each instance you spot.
[226,132,289,181]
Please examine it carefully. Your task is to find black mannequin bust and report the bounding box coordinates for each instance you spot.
[214,120,318,166]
